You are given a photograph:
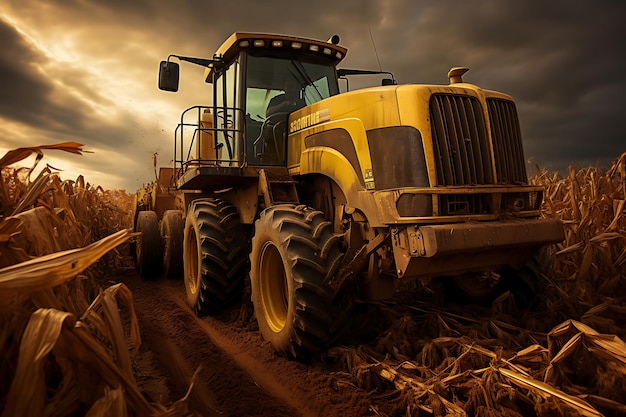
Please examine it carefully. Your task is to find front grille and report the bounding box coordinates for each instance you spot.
[487,99,528,184]
[430,94,493,185]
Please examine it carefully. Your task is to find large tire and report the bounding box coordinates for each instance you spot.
[161,210,184,279]
[250,204,346,359]
[135,210,162,279]
[184,199,249,316]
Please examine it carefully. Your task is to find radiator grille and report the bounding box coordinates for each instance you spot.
[430,94,493,185]
[487,99,528,183]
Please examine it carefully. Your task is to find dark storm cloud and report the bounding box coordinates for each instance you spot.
[0,18,76,131]
[0,17,112,145]
[2,0,625,190]
[0,10,162,144]
[358,0,626,170]
[467,1,626,170]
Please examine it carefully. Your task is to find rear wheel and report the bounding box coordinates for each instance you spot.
[135,210,162,279]
[250,204,345,359]
[184,199,249,316]
[161,210,184,279]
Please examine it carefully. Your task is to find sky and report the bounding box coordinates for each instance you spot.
[1,0,625,191]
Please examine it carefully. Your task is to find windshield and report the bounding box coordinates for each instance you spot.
[245,53,338,121]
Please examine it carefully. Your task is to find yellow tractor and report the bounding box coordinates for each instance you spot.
[134,32,564,358]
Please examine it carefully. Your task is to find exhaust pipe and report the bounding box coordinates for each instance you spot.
[448,67,469,84]
[327,35,340,45]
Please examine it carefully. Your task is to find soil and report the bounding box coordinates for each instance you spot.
[120,270,376,417]
[117,265,626,417]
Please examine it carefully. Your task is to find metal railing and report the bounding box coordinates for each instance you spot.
[173,105,245,177]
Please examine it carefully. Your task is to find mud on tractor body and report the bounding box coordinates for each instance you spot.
[132,32,565,359]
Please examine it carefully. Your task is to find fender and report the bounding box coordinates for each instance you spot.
[288,117,384,226]
[295,147,383,226]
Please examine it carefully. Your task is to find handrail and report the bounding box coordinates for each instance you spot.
[173,105,245,180]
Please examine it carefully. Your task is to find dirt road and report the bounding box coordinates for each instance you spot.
[118,261,626,417]
[121,271,375,417]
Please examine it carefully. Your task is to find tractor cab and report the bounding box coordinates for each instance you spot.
[158,33,346,190]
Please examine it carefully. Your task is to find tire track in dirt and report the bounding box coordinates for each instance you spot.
[126,272,299,416]
[123,271,374,417]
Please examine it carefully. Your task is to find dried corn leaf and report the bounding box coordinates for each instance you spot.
[0,142,85,168]
[9,167,54,216]
[84,387,127,417]
[81,283,141,380]
[0,217,29,268]
[0,144,194,417]
[2,308,75,417]
[374,361,467,416]
[548,320,626,366]
[498,368,602,417]
[0,229,133,294]
[589,232,623,242]
[512,344,548,361]
[554,241,584,255]
[580,394,626,415]
[11,206,80,255]
[0,217,22,243]
[606,199,624,231]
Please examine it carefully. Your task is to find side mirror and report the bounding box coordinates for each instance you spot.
[158,61,180,92]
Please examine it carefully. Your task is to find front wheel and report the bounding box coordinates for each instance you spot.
[250,204,346,359]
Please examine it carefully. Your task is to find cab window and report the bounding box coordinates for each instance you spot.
[244,53,338,165]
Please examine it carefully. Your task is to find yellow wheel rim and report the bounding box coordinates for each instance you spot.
[259,243,288,333]
[185,226,199,295]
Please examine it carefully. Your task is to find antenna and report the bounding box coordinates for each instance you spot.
[369,29,382,72]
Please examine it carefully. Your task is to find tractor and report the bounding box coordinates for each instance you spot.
[133,32,565,359]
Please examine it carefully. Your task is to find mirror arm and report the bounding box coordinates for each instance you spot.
[169,54,224,69]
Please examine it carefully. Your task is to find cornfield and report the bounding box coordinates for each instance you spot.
[328,152,626,416]
[0,143,193,417]
[1,143,625,416]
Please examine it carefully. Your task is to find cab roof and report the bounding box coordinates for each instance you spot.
[205,32,348,81]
